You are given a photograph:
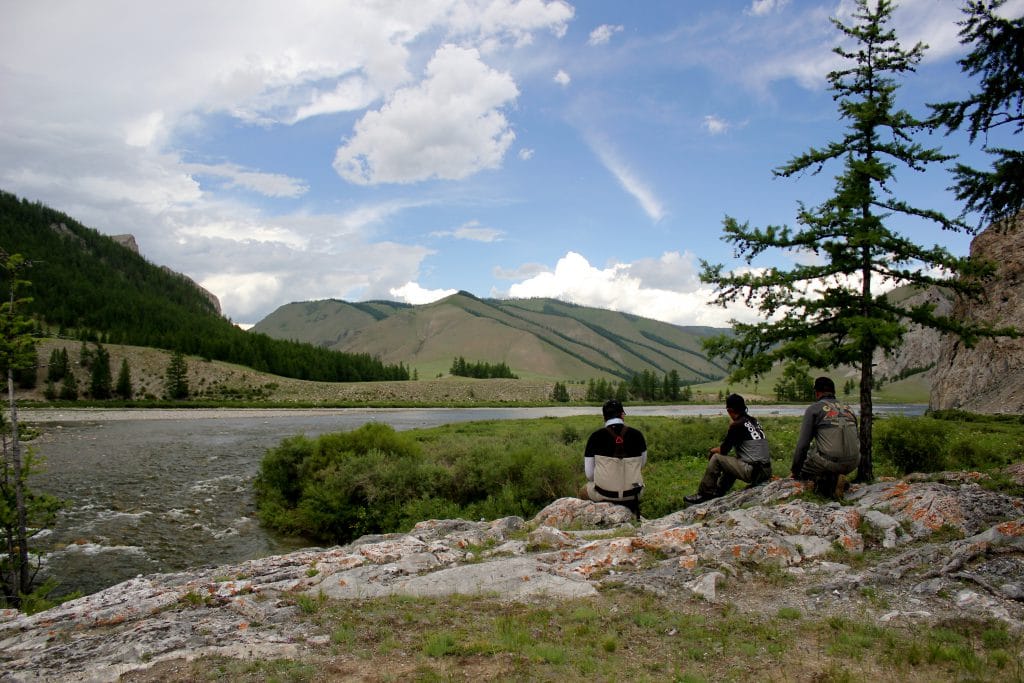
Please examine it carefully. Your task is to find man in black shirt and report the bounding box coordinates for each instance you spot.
[684,394,771,506]
[579,399,648,517]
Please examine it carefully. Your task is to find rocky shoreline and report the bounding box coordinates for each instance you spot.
[3,474,1024,682]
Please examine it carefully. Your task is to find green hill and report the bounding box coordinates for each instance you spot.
[0,190,408,383]
[253,291,730,383]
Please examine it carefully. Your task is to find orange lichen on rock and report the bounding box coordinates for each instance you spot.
[678,555,699,569]
[995,520,1024,537]
[635,526,699,554]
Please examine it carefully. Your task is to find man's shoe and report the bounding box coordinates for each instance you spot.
[834,475,847,500]
[684,493,713,506]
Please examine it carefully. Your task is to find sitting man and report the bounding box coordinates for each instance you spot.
[791,376,860,499]
[684,393,771,506]
[579,399,648,518]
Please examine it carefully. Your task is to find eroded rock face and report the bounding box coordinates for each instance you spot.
[872,285,952,384]
[2,478,1023,682]
[930,212,1024,414]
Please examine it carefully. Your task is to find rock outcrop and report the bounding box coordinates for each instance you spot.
[930,212,1024,413]
[3,476,1023,682]
[865,285,953,388]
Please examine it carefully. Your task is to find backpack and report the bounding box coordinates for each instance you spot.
[820,400,860,464]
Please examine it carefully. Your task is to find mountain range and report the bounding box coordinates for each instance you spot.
[252,294,730,383]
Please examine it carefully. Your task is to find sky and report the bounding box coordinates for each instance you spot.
[2,0,1021,329]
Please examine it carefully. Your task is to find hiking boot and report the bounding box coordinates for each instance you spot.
[814,475,838,500]
[834,475,847,500]
[684,493,714,506]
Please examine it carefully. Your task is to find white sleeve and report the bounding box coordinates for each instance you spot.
[584,456,595,481]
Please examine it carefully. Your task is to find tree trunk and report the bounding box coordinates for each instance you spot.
[7,369,30,600]
[857,346,875,483]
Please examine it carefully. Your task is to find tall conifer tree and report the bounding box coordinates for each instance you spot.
[700,0,1011,482]
[164,351,189,400]
[930,0,1024,228]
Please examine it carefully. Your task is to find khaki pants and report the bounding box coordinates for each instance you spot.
[698,454,769,498]
[578,482,641,518]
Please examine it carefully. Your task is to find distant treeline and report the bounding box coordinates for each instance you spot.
[0,191,408,382]
[449,356,518,379]
[585,370,689,402]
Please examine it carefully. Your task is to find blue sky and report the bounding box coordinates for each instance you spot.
[2,0,1021,328]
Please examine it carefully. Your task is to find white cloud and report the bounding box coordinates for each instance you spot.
[333,44,520,185]
[588,24,624,46]
[431,220,504,242]
[587,137,665,222]
[702,115,730,135]
[553,69,571,86]
[184,162,308,198]
[505,251,761,328]
[175,218,309,250]
[747,0,790,17]
[390,281,459,305]
[292,76,382,122]
[448,0,574,46]
[518,147,535,161]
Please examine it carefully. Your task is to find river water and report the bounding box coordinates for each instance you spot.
[21,404,924,597]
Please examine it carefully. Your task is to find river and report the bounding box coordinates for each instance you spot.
[21,404,924,597]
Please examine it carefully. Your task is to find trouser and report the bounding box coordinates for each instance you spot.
[796,451,858,498]
[698,454,771,498]
[579,482,642,518]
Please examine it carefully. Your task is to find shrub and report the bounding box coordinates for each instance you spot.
[875,416,950,474]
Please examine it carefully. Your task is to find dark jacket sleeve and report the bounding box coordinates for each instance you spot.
[718,420,743,456]
[791,403,818,475]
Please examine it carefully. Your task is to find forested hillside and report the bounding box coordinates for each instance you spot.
[255,291,730,383]
[0,191,408,382]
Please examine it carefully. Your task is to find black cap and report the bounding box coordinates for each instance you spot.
[725,393,747,414]
[602,399,624,419]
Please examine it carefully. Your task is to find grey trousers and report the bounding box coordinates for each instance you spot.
[698,454,769,498]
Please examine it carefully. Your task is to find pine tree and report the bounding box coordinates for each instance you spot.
[115,358,133,400]
[88,344,112,400]
[164,351,189,400]
[700,0,1013,482]
[929,0,1024,227]
[46,348,68,383]
[774,362,816,402]
[0,252,59,609]
[59,372,78,401]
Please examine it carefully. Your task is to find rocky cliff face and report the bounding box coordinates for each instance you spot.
[872,285,952,384]
[113,231,222,316]
[3,475,1023,682]
[930,213,1024,413]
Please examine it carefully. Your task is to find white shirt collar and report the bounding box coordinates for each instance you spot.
[604,417,624,427]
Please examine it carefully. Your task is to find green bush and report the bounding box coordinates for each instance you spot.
[875,416,950,474]
[255,421,579,544]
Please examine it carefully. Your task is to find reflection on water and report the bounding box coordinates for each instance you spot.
[24,404,924,596]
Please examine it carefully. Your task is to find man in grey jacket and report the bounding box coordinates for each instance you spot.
[790,376,861,499]
[684,393,771,506]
